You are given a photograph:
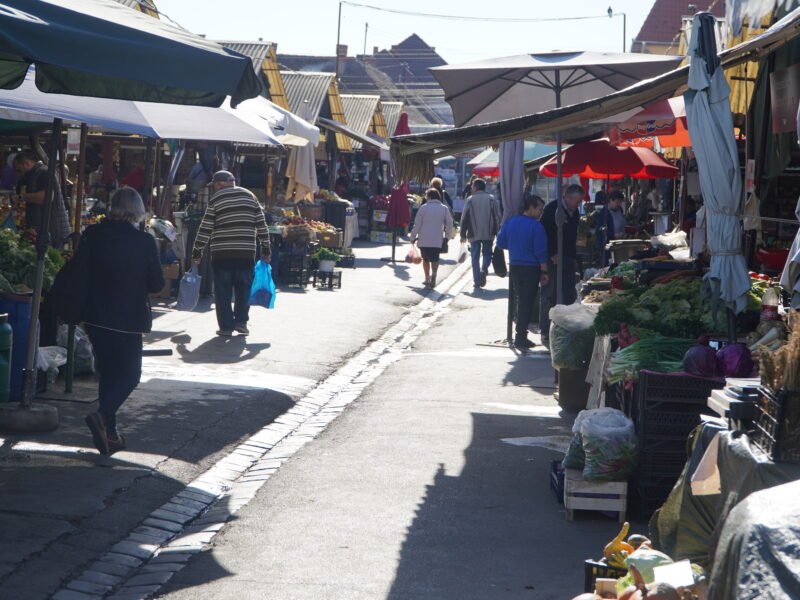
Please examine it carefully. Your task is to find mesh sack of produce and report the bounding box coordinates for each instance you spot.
[579,407,638,481]
[562,409,593,470]
[548,303,598,369]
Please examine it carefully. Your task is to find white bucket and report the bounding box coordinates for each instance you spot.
[319,259,336,272]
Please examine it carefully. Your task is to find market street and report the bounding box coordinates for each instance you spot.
[0,239,621,600]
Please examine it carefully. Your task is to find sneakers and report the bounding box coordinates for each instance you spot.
[234,325,250,335]
[216,329,233,337]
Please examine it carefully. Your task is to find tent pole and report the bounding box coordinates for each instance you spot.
[22,118,63,407]
[143,137,155,209]
[555,72,564,306]
[73,123,88,234]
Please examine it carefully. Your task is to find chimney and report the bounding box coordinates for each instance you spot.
[258,37,263,42]
[373,46,378,55]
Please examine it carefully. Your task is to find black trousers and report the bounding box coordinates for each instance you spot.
[86,324,143,433]
[510,265,541,340]
[213,265,254,331]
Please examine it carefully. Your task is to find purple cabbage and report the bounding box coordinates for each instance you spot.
[716,343,754,378]
[683,341,719,377]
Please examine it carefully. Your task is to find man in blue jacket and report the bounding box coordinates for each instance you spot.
[496,194,549,349]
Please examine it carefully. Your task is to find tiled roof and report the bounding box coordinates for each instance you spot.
[341,95,381,149]
[381,101,404,136]
[219,40,290,110]
[112,0,159,16]
[633,0,726,50]
[280,71,335,123]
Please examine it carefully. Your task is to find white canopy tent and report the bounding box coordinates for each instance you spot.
[0,67,318,146]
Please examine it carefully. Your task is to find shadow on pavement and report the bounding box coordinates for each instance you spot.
[385,412,620,600]
[172,334,271,364]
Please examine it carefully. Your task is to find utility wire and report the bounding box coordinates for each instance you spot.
[340,1,617,24]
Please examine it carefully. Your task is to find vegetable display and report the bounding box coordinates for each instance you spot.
[683,336,720,377]
[0,228,64,292]
[607,337,694,383]
[579,408,638,482]
[549,303,598,370]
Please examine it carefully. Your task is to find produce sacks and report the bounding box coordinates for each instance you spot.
[549,303,598,369]
[57,324,95,375]
[562,409,593,470]
[175,265,201,311]
[491,246,507,278]
[579,407,638,481]
[249,261,276,309]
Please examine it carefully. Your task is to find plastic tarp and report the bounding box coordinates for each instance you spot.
[709,478,800,599]
[0,67,284,146]
[651,426,800,572]
[685,13,751,315]
[0,0,261,107]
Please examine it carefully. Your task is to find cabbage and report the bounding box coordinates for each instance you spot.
[683,341,719,377]
[716,343,754,377]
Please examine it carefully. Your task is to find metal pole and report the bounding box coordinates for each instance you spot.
[555,73,564,306]
[363,22,368,56]
[335,1,343,80]
[143,137,155,206]
[72,124,87,233]
[623,13,627,52]
[21,118,63,407]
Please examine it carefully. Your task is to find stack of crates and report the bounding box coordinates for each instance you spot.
[630,371,724,518]
[277,253,312,288]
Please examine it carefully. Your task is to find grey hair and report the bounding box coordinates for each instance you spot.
[109,186,146,224]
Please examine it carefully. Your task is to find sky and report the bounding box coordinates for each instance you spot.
[154,0,659,64]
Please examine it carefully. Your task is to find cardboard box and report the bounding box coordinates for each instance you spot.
[369,230,393,243]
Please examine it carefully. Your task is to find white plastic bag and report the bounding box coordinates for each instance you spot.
[651,230,688,251]
[57,324,95,374]
[37,346,68,384]
[176,265,201,311]
[548,303,598,369]
[578,407,638,481]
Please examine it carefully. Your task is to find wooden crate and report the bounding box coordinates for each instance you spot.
[564,468,627,522]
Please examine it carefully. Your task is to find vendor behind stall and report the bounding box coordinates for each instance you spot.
[596,190,628,266]
[12,150,70,248]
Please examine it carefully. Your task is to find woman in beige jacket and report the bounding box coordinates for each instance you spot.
[409,188,454,288]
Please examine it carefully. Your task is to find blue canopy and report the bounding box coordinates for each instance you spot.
[0,0,262,107]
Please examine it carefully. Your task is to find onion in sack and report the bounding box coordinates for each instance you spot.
[716,343,754,377]
[682,336,719,377]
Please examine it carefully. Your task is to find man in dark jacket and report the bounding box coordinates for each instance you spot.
[13,150,71,248]
[539,183,584,345]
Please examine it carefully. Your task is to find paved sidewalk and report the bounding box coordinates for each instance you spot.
[155,267,622,600]
[0,239,459,600]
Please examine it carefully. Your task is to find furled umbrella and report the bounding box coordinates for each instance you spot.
[385,113,412,263]
[431,51,683,303]
[684,12,751,336]
[0,0,264,424]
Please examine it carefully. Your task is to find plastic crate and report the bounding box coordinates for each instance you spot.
[750,387,800,464]
[550,460,565,504]
[638,451,687,477]
[630,482,674,520]
[583,560,627,594]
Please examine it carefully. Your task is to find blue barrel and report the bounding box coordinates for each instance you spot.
[0,293,32,403]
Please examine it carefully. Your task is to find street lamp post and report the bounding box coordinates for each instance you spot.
[608,7,627,52]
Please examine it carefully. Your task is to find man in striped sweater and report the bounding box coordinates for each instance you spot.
[192,171,271,337]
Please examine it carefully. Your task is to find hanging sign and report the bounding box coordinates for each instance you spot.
[745,158,756,193]
[66,128,81,156]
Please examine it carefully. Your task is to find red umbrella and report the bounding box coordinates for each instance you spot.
[539,139,678,180]
[608,97,691,149]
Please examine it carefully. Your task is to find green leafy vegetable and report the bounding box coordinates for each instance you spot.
[606,336,694,383]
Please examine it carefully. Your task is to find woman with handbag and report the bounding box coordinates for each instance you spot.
[409,188,454,288]
[77,187,164,454]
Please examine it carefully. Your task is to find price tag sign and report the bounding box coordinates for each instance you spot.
[66,128,81,156]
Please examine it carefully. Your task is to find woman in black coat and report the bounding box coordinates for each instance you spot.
[81,187,164,455]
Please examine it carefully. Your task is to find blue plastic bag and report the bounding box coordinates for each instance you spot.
[175,265,201,311]
[249,261,276,309]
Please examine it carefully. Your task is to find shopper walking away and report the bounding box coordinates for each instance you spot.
[595,190,627,267]
[460,177,501,288]
[80,187,164,455]
[429,176,453,210]
[409,188,454,288]
[12,150,71,248]
[496,194,549,348]
[192,171,271,336]
[539,184,584,346]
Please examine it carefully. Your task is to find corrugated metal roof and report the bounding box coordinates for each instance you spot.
[112,0,159,16]
[218,41,290,110]
[281,71,335,124]
[218,41,276,68]
[381,101,403,137]
[340,94,380,150]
